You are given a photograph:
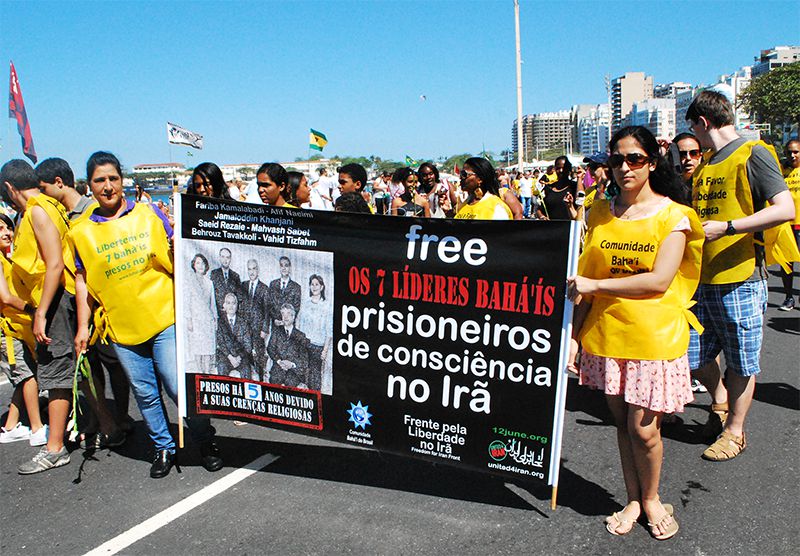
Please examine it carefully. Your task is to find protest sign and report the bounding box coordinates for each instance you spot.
[175,195,580,487]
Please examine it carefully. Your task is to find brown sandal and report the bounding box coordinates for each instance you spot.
[702,430,746,461]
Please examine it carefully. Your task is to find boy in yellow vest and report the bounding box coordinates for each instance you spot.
[685,91,795,461]
[0,160,75,474]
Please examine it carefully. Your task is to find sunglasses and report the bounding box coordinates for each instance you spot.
[608,153,650,169]
[460,170,477,179]
[679,149,702,160]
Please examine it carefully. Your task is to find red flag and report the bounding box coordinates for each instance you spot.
[8,61,37,164]
[453,163,460,176]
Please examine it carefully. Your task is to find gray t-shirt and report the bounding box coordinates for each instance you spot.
[708,137,788,279]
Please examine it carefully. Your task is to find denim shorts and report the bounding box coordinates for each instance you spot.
[688,280,767,376]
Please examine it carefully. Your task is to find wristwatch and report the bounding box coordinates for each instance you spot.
[725,220,737,236]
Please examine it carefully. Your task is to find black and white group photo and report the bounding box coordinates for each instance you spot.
[180,243,334,395]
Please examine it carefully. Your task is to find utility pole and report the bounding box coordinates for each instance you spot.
[514,0,524,170]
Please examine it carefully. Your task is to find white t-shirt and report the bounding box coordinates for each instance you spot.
[519,177,533,197]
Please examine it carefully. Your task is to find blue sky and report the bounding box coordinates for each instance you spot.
[1,0,797,176]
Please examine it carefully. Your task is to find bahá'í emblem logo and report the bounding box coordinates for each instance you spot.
[347,401,372,429]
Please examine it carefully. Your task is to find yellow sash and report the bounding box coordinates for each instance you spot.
[693,141,799,282]
[10,194,73,303]
[454,193,512,220]
[67,203,175,345]
[578,199,704,360]
[784,166,800,227]
[0,257,36,361]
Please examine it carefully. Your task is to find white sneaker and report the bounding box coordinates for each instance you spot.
[0,423,31,443]
[29,425,49,447]
[691,379,708,393]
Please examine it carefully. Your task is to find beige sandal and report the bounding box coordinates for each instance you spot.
[648,511,679,540]
[702,430,746,461]
[605,511,635,536]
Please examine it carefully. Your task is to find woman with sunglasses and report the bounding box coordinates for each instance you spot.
[566,126,703,540]
[454,158,512,220]
[668,133,703,204]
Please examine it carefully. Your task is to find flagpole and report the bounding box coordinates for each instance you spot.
[514,0,524,171]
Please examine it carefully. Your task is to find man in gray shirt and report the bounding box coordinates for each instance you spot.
[685,90,794,462]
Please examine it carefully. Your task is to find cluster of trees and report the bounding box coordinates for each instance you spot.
[740,62,799,145]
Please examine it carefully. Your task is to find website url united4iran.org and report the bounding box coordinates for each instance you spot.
[487,461,545,479]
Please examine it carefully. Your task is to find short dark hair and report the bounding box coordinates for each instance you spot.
[35,158,75,187]
[87,151,123,183]
[417,162,440,194]
[464,157,500,196]
[335,191,371,213]
[338,163,367,191]
[672,132,701,148]
[75,180,88,195]
[191,253,210,274]
[279,255,291,265]
[0,159,39,204]
[685,90,734,128]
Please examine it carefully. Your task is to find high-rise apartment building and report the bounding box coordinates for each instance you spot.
[654,81,693,99]
[512,111,571,159]
[751,45,800,77]
[611,72,654,132]
[576,104,610,156]
[511,115,535,161]
[623,99,676,140]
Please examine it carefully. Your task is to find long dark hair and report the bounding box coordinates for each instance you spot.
[190,162,233,200]
[464,157,500,196]
[287,171,306,206]
[608,126,685,204]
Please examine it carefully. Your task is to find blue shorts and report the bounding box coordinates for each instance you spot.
[688,280,767,377]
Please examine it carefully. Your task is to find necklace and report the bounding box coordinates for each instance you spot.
[613,198,663,220]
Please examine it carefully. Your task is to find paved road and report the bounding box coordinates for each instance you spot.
[1,273,798,555]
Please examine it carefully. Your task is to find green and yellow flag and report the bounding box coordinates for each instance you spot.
[405,155,417,167]
[309,129,328,151]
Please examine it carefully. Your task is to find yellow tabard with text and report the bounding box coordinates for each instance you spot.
[10,194,73,304]
[67,203,175,345]
[692,140,800,283]
[454,193,512,220]
[578,199,704,360]
[785,166,800,226]
[0,256,36,356]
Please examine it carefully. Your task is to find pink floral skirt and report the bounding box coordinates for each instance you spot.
[579,352,693,414]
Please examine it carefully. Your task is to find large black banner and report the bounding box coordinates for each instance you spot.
[175,195,579,485]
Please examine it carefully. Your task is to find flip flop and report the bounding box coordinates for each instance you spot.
[648,511,679,541]
[605,511,635,536]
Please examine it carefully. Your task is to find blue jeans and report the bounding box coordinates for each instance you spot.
[521,196,532,218]
[113,325,212,452]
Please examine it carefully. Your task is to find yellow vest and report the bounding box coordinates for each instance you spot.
[10,194,72,304]
[693,140,799,283]
[0,256,36,359]
[454,193,512,220]
[67,203,175,345]
[578,198,704,360]
[785,166,800,226]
